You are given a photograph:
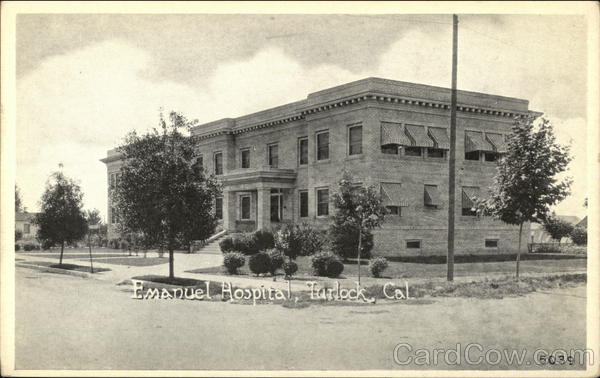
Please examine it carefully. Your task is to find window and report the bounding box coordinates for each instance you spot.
[404,147,422,157]
[214,152,223,175]
[316,131,329,160]
[406,240,421,249]
[299,190,309,218]
[484,152,499,162]
[465,151,480,161]
[240,196,251,220]
[240,149,250,168]
[316,188,329,216]
[110,207,118,224]
[427,148,444,158]
[109,173,115,189]
[462,186,479,216]
[382,144,399,154]
[424,185,440,208]
[387,206,401,216]
[215,197,223,219]
[194,155,204,170]
[24,223,30,234]
[298,137,308,165]
[270,189,283,222]
[485,239,498,248]
[268,144,279,168]
[348,125,363,155]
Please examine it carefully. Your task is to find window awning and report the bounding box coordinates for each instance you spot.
[428,127,450,149]
[461,187,480,208]
[485,133,507,153]
[424,185,441,206]
[381,122,411,146]
[465,131,494,153]
[405,125,435,147]
[381,183,409,207]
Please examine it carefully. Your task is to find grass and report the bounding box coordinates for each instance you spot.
[19,261,111,273]
[363,272,586,300]
[22,253,129,259]
[187,254,586,286]
[85,257,168,267]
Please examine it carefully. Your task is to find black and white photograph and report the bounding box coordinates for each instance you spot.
[1,1,598,376]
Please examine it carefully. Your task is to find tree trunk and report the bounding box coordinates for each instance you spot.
[357,228,362,285]
[516,222,523,281]
[60,241,65,265]
[88,234,94,274]
[169,248,174,279]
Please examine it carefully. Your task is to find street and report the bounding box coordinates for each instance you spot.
[15,266,587,371]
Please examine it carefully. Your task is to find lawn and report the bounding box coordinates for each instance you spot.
[187,254,587,285]
[85,257,169,267]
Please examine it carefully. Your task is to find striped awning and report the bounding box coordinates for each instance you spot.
[485,133,507,153]
[424,185,440,206]
[381,122,411,146]
[405,125,435,147]
[465,131,494,153]
[381,183,409,207]
[428,127,450,149]
[461,186,480,208]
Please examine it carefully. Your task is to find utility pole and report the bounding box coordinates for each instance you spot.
[447,14,458,281]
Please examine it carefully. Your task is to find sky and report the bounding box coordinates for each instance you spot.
[15,13,589,221]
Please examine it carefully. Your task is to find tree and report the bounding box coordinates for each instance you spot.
[34,171,88,264]
[15,185,23,212]
[85,209,102,226]
[331,171,387,284]
[477,117,571,279]
[542,214,574,243]
[113,111,220,279]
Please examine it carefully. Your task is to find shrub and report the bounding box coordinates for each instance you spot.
[267,249,284,276]
[23,243,39,251]
[108,239,120,249]
[249,251,271,276]
[296,223,327,256]
[534,244,561,254]
[41,239,54,250]
[326,259,344,278]
[283,261,298,277]
[274,225,302,260]
[119,240,130,250]
[571,226,587,246]
[15,229,23,241]
[253,230,275,252]
[223,252,245,274]
[15,244,20,251]
[369,257,389,278]
[311,251,344,277]
[219,236,235,253]
[329,222,373,260]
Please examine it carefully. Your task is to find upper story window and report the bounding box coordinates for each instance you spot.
[240,149,250,169]
[465,151,480,161]
[348,125,363,155]
[404,147,422,157]
[298,137,308,165]
[461,186,479,216]
[214,152,223,175]
[316,188,329,216]
[196,155,204,170]
[382,145,400,155]
[316,131,329,161]
[484,152,499,162]
[268,144,279,168]
[424,184,440,208]
[427,148,445,158]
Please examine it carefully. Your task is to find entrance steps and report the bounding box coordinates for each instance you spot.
[195,231,226,255]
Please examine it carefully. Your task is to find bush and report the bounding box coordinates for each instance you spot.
[15,229,23,242]
[296,223,327,256]
[41,239,54,250]
[223,252,245,274]
[327,259,344,277]
[219,236,235,253]
[23,243,40,251]
[274,226,302,260]
[283,261,298,277]
[15,244,20,251]
[571,226,587,246]
[249,251,271,276]
[329,222,373,260]
[534,244,561,254]
[369,257,389,278]
[267,249,284,276]
[253,230,275,252]
[311,251,344,277]
[119,240,130,250]
[108,239,120,249]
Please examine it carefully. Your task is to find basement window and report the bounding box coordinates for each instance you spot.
[406,240,421,249]
[485,239,498,248]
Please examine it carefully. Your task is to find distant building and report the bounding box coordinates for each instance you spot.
[576,216,587,229]
[15,212,39,241]
[102,77,542,256]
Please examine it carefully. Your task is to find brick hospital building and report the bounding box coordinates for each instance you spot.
[102,78,538,256]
